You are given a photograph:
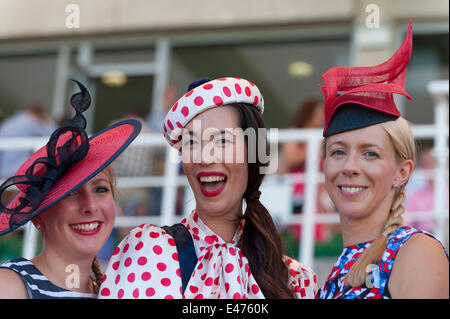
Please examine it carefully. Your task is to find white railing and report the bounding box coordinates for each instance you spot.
[0,130,447,265]
[0,81,448,267]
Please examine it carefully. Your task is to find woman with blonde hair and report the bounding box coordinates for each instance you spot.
[0,80,141,298]
[317,22,448,299]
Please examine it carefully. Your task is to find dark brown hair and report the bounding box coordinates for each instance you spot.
[290,98,322,128]
[230,103,294,298]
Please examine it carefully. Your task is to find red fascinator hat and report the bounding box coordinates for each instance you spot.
[320,21,413,137]
[0,80,142,235]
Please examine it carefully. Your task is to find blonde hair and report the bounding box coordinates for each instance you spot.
[90,165,116,293]
[91,255,103,293]
[35,166,116,293]
[323,117,416,287]
[101,165,117,198]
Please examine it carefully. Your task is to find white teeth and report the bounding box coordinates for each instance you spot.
[71,222,100,231]
[341,186,366,193]
[199,176,226,183]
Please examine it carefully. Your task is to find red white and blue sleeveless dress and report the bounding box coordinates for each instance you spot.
[317,226,448,299]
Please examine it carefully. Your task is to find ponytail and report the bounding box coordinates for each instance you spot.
[240,192,294,298]
[230,103,294,298]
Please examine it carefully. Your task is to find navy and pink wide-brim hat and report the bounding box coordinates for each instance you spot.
[0,80,141,235]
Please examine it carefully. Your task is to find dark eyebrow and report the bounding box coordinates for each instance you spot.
[212,129,235,137]
[186,129,235,138]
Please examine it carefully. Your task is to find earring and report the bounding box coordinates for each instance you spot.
[393,182,400,188]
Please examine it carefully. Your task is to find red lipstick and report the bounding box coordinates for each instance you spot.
[197,171,227,198]
[69,221,102,236]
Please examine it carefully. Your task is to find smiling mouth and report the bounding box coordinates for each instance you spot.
[70,221,102,235]
[338,185,368,195]
[197,173,227,197]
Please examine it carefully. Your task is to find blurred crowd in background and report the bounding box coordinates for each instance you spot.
[0,0,448,285]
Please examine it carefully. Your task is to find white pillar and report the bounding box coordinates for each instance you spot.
[428,80,449,244]
[299,137,321,267]
[160,146,180,226]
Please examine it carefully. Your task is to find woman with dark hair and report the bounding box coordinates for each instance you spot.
[99,77,316,299]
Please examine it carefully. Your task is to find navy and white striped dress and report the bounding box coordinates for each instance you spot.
[0,257,97,299]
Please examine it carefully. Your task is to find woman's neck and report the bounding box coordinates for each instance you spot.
[340,219,383,247]
[31,248,94,294]
[340,208,391,247]
[195,206,242,243]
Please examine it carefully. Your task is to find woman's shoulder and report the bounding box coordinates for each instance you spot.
[105,223,179,270]
[100,224,182,299]
[394,228,448,261]
[284,256,318,298]
[387,226,447,256]
[0,257,32,278]
[389,225,421,241]
[388,228,449,298]
[285,257,316,279]
[1,258,97,299]
[117,223,177,251]
[0,258,29,298]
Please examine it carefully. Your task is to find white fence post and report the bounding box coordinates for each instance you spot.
[159,146,180,227]
[299,136,321,268]
[21,222,39,259]
[428,80,449,243]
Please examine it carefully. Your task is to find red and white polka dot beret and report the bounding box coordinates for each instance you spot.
[163,77,264,147]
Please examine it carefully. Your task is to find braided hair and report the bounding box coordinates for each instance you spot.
[91,255,103,293]
[230,103,294,298]
[343,117,416,287]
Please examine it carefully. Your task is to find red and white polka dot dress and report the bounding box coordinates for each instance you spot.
[99,211,317,299]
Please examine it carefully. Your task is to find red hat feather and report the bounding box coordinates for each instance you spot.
[319,21,413,136]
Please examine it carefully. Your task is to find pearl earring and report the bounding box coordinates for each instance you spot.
[393,182,400,188]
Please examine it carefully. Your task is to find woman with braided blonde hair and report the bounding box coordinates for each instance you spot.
[316,22,448,299]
